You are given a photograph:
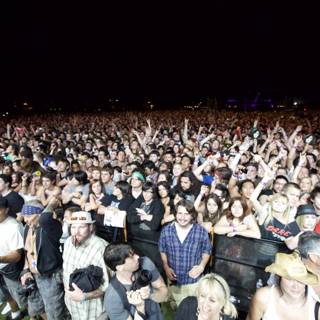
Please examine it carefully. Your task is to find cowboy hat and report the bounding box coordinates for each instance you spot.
[265,252,319,285]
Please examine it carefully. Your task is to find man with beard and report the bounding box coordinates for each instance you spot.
[63,211,109,320]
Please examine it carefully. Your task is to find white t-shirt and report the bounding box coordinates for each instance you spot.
[0,216,24,269]
[175,222,193,243]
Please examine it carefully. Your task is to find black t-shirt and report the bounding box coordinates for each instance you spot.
[260,217,300,242]
[95,194,134,243]
[2,191,24,218]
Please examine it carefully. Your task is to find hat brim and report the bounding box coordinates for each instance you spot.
[265,264,320,286]
[67,220,95,225]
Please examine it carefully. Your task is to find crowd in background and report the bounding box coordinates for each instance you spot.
[0,109,320,320]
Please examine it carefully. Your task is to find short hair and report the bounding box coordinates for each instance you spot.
[215,184,230,202]
[149,150,160,157]
[174,199,198,222]
[0,174,12,188]
[311,186,320,201]
[101,165,114,175]
[245,162,258,171]
[214,167,232,184]
[42,170,57,182]
[196,273,237,318]
[142,181,157,198]
[275,175,289,183]
[73,170,89,185]
[103,243,133,271]
[282,182,300,194]
[142,160,156,171]
[115,180,132,197]
[238,179,255,192]
[298,232,320,259]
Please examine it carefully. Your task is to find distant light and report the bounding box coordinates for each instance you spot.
[293,101,298,106]
[23,102,28,106]
[115,99,119,102]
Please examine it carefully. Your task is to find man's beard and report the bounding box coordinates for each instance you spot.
[72,234,90,247]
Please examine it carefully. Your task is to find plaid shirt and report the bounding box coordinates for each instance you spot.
[159,222,212,285]
[63,234,109,320]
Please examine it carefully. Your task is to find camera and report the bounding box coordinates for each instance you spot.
[132,258,153,291]
[17,278,37,297]
[132,269,153,291]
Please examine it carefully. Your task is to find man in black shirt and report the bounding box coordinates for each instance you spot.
[0,174,24,219]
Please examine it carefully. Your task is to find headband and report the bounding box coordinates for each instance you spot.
[21,205,43,216]
[132,171,145,182]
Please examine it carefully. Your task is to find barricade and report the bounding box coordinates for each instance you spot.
[211,234,291,312]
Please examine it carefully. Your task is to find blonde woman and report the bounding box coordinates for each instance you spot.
[250,173,301,248]
[174,273,238,320]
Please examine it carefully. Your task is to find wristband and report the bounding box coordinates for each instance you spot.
[230,222,236,233]
[232,173,239,180]
[80,292,87,303]
[260,181,268,187]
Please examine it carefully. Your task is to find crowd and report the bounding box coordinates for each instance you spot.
[0,109,320,320]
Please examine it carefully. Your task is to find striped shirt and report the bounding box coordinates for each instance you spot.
[63,234,109,320]
[159,222,212,285]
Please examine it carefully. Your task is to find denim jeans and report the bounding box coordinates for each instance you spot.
[2,275,27,309]
[0,275,11,301]
[34,269,69,320]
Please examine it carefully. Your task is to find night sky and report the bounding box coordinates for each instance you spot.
[1,2,319,109]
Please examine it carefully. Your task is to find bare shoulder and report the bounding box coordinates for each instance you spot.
[251,286,271,309]
[246,286,271,320]
[256,285,270,298]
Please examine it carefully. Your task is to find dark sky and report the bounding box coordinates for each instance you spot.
[1,2,319,108]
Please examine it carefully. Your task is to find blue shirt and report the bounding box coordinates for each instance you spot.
[202,175,214,185]
[159,222,212,285]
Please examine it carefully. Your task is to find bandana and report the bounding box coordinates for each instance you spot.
[21,205,43,216]
[131,171,145,182]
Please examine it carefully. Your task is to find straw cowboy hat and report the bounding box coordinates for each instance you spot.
[265,252,320,285]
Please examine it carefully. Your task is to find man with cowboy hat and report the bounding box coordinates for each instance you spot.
[63,211,109,320]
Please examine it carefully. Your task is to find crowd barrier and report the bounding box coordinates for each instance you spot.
[210,234,291,312]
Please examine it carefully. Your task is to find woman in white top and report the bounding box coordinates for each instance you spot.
[246,252,320,320]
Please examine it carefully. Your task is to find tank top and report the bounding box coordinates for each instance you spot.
[262,285,316,320]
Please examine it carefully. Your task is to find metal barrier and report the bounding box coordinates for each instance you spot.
[211,234,291,312]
